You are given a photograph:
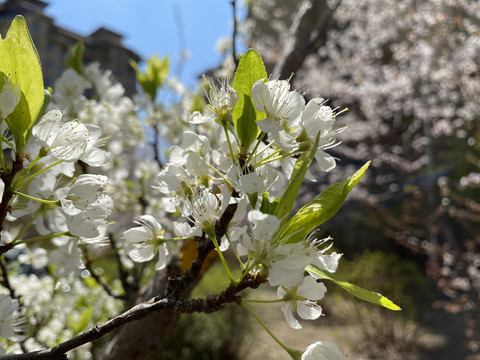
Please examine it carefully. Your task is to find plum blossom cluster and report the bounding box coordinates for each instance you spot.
[0,17,395,359]
[119,66,351,358]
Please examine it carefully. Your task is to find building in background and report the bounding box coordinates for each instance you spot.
[0,0,140,95]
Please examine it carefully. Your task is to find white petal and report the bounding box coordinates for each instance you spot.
[297,301,323,321]
[298,276,327,300]
[124,226,152,244]
[256,117,283,133]
[129,244,155,262]
[155,245,169,270]
[302,341,343,360]
[315,150,336,172]
[281,303,302,329]
[32,110,62,147]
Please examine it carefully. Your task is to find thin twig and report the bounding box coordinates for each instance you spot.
[109,235,137,303]
[231,0,239,70]
[79,245,126,301]
[1,274,266,360]
[152,125,164,169]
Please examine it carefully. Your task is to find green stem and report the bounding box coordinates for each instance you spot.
[13,212,40,242]
[209,231,235,284]
[13,231,71,246]
[235,262,255,285]
[243,132,266,171]
[13,159,63,190]
[225,232,245,270]
[223,123,236,164]
[13,190,60,205]
[242,298,285,304]
[0,143,5,171]
[1,136,15,152]
[26,153,42,172]
[207,164,233,187]
[241,301,300,357]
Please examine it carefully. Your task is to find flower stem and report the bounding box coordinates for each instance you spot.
[1,136,15,152]
[241,301,301,358]
[225,232,245,270]
[243,132,266,171]
[0,143,5,171]
[210,231,235,284]
[13,190,60,205]
[13,231,71,246]
[207,164,233,187]
[242,298,285,304]
[223,123,236,164]
[13,159,63,190]
[13,211,40,242]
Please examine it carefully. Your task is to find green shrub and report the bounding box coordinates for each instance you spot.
[326,250,431,357]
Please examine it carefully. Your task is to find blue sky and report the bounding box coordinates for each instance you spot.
[43,0,242,88]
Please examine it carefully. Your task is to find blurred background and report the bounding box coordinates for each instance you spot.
[1,0,479,359]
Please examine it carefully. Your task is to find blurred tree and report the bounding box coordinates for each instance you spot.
[243,0,480,355]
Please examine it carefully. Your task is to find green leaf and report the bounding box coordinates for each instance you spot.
[306,264,401,311]
[131,54,169,102]
[259,192,279,215]
[232,49,267,153]
[5,15,40,64]
[274,133,321,223]
[65,41,85,74]
[0,16,44,149]
[280,161,370,242]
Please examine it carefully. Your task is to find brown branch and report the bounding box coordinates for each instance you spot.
[79,245,126,301]
[0,154,24,254]
[165,200,239,297]
[152,125,164,169]
[108,235,137,304]
[2,274,266,360]
[272,0,338,77]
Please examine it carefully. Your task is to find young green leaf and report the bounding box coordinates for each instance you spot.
[66,41,85,75]
[306,264,401,311]
[5,15,40,64]
[280,161,370,242]
[232,49,267,153]
[259,192,279,215]
[0,16,44,149]
[130,54,169,102]
[274,132,321,224]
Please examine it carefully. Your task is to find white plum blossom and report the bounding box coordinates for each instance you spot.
[307,235,343,275]
[32,109,110,166]
[204,76,238,121]
[54,68,91,107]
[252,78,304,150]
[60,174,113,238]
[0,294,20,340]
[176,184,231,237]
[123,215,168,270]
[184,110,214,125]
[252,78,304,132]
[156,163,189,195]
[163,131,213,180]
[302,341,343,360]
[240,210,315,287]
[226,145,278,195]
[277,276,327,329]
[299,98,345,172]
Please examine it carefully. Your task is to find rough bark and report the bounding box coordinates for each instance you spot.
[97,254,182,360]
[273,0,338,77]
